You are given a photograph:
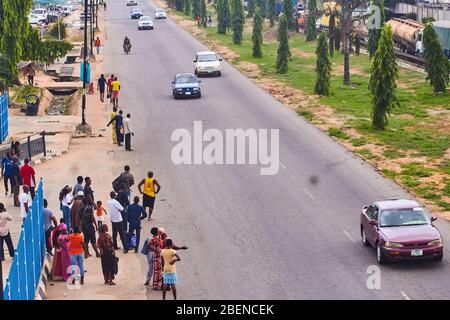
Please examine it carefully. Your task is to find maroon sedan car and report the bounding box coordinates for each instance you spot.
[360,199,443,264]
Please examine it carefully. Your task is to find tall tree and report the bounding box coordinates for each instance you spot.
[175,0,185,11]
[0,55,13,93]
[231,0,245,44]
[276,15,291,73]
[306,0,317,41]
[268,0,276,27]
[367,0,385,58]
[256,0,266,18]
[223,0,231,32]
[200,0,207,27]
[369,24,399,130]
[193,0,201,19]
[423,24,450,93]
[217,0,226,33]
[247,0,255,17]
[282,0,296,31]
[185,0,192,15]
[315,32,332,96]
[0,0,33,78]
[252,7,263,57]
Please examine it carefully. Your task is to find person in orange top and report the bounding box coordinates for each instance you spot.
[95,36,101,55]
[68,226,85,285]
[95,200,108,227]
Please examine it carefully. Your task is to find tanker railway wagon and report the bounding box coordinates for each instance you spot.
[387,18,424,55]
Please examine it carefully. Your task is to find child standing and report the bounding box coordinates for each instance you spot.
[96,200,107,227]
[161,239,181,300]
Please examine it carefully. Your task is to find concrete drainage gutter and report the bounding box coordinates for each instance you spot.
[34,253,52,300]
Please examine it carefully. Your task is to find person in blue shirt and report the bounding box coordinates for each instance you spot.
[1,152,13,196]
[127,196,147,253]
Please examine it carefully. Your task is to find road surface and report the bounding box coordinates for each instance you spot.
[102,0,450,299]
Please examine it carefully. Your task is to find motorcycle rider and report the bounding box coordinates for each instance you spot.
[123,36,131,53]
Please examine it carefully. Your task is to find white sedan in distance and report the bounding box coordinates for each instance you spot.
[154,8,167,19]
[138,16,154,30]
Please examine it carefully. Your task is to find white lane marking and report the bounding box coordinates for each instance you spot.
[280,162,287,170]
[304,188,314,199]
[343,230,356,243]
[400,291,411,300]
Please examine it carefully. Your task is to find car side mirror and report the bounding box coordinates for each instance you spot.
[198,80,202,83]
[193,60,197,62]
[219,58,223,61]
[171,81,174,84]
[431,216,437,222]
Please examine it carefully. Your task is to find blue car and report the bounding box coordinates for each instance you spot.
[131,8,143,19]
[172,73,202,99]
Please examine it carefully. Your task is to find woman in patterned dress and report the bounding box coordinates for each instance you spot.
[150,228,163,289]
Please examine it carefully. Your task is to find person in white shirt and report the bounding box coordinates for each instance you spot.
[60,186,73,230]
[124,113,134,152]
[19,185,32,223]
[107,191,128,253]
[0,202,14,261]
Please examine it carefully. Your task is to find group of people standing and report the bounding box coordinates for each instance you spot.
[97,73,135,151]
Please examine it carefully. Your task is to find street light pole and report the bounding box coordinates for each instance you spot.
[90,0,94,54]
[81,0,88,126]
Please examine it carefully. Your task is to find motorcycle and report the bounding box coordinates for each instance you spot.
[123,43,131,54]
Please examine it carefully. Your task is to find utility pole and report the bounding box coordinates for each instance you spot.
[95,0,99,30]
[82,0,88,126]
[90,0,94,55]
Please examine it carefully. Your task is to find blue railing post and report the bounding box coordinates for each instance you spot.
[3,180,45,300]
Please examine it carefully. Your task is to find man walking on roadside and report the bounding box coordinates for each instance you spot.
[95,36,101,55]
[110,107,118,144]
[107,74,114,102]
[44,199,58,254]
[107,191,128,253]
[20,158,36,199]
[71,191,84,229]
[19,185,32,223]
[11,157,21,207]
[83,177,96,208]
[97,74,107,102]
[120,165,134,201]
[1,152,13,196]
[127,196,147,253]
[107,109,124,146]
[110,77,121,108]
[124,113,134,151]
[138,171,161,221]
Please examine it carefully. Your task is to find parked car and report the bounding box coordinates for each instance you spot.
[131,8,143,19]
[360,199,443,264]
[172,73,202,99]
[154,8,167,19]
[194,51,222,77]
[32,8,48,23]
[138,16,154,30]
[127,0,138,6]
[28,14,43,25]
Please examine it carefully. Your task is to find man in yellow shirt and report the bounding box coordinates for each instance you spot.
[111,77,121,108]
[138,171,161,221]
[161,239,181,300]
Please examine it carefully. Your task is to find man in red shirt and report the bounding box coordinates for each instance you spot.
[107,74,115,102]
[20,158,36,199]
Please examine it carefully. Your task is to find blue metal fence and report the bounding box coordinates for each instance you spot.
[3,180,45,300]
[0,93,8,143]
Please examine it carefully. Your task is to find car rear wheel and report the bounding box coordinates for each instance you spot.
[361,227,370,247]
[376,242,387,265]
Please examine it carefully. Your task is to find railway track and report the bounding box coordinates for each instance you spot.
[360,40,426,69]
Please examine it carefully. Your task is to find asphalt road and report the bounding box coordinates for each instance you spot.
[103,0,450,299]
